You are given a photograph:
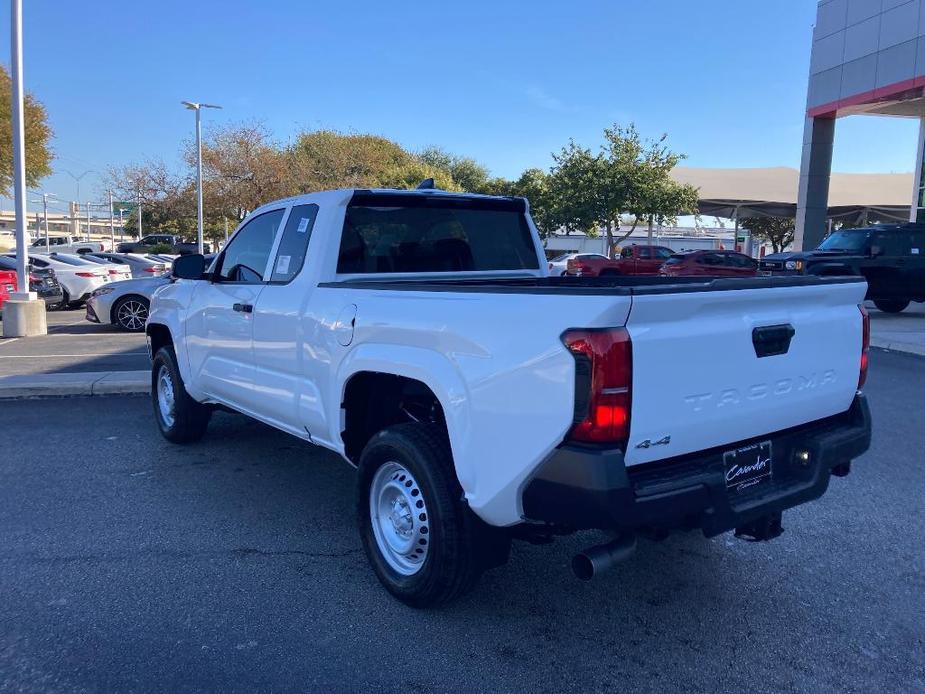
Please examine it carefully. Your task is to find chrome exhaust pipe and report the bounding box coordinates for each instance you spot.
[572,533,637,581]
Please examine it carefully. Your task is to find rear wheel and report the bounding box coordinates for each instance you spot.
[357,423,503,608]
[873,299,909,313]
[151,346,211,443]
[113,295,150,332]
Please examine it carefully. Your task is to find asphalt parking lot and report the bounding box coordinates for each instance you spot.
[1,349,923,693]
[0,310,148,376]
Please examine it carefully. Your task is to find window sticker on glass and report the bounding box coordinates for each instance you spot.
[276,255,291,274]
[296,218,311,234]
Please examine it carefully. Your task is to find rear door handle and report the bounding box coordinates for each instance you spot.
[233,303,253,313]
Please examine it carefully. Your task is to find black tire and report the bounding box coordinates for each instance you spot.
[873,299,909,314]
[357,423,505,608]
[151,345,211,443]
[55,289,70,311]
[112,295,150,332]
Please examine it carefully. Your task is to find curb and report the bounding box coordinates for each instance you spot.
[0,370,149,399]
[870,338,925,358]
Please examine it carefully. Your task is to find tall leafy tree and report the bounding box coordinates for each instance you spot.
[742,216,796,253]
[0,64,53,196]
[549,123,695,256]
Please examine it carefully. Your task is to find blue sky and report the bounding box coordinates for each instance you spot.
[2,0,921,213]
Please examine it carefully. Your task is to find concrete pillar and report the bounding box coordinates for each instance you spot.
[2,297,47,337]
[910,117,925,223]
[794,116,835,251]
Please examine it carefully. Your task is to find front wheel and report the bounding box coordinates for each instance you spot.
[151,346,211,443]
[873,299,909,313]
[113,295,150,332]
[357,423,502,608]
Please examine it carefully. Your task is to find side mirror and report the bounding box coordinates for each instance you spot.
[172,253,206,280]
[869,245,883,257]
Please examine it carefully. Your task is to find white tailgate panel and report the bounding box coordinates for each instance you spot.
[624,281,867,466]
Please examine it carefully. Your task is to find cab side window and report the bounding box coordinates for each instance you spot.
[621,247,633,259]
[214,209,285,283]
[871,232,907,257]
[270,204,319,283]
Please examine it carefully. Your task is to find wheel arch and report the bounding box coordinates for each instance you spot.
[335,344,472,487]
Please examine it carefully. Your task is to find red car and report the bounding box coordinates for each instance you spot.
[0,268,17,313]
[659,250,758,278]
[566,245,674,276]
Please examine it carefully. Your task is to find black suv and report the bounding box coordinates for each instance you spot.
[760,223,925,313]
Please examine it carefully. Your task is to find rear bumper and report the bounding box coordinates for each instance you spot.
[521,395,871,536]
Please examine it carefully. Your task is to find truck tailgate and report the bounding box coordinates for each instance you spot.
[624,279,868,466]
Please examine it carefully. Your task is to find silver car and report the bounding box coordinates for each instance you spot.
[84,252,168,279]
[85,274,170,332]
[84,253,214,331]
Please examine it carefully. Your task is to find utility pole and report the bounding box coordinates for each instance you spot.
[108,190,115,250]
[137,187,143,240]
[32,193,56,252]
[224,216,228,246]
[118,208,126,242]
[85,202,91,241]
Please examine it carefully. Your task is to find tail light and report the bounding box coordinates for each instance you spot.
[108,269,120,275]
[28,273,37,282]
[562,328,632,445]
[858,305,870,390]
[75,272,98,278]
[548,262,554,271]
[144,266,159,273]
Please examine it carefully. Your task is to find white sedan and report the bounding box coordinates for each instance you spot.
[3,253,109,308]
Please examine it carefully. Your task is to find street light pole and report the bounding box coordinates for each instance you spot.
[4,0,46,337]
[9,0,29,297]
[182,101,222,255]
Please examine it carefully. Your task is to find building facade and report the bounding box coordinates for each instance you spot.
[798,0,925,249]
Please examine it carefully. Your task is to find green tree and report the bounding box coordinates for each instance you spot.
[742,217,795,253]
[419,146,491,193]
[511,168,559,238]
[549,124,695,256]
[0,64,53,196]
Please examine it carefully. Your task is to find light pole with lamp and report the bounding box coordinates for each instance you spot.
[181,101,222,255]
[3,0,46,337]
[62,169,95,237]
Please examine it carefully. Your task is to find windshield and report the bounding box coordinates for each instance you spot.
[817,230,870,252]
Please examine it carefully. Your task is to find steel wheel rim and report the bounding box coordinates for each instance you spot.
[117,300,148,331]
[156,365,176,428]
[369,461,430,576]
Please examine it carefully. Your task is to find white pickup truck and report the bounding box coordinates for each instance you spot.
[146,186,872,607]
[28,235,109,254]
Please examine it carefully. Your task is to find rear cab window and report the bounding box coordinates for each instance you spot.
[337,193,540,275]
[271,204,319,283]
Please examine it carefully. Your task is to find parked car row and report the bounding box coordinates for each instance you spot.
[558,245,760,278]
[0,251,174,311]
[86,254,214,332]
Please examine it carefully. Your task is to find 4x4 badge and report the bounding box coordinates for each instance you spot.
[636,436,671,449]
